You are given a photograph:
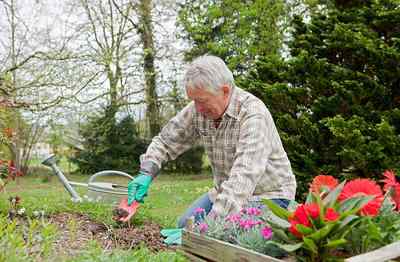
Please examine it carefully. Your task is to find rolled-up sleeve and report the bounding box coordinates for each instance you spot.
[211,112,273,216]
[140,103,198,176]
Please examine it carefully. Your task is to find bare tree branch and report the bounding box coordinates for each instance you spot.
[111,0,138,28]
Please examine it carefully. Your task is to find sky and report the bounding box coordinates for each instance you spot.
[0,0,189,127]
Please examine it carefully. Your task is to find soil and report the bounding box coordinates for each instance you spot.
[48,212,174,257]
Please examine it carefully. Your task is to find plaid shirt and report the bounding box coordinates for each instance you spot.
[140,87,296,216]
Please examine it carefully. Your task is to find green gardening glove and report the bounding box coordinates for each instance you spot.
[160,228,183,245]
[127,172,153,205]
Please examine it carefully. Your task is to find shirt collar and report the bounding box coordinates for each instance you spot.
[223,86,239,120]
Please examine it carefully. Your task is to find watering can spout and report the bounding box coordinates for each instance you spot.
[41,155,82,202]
[42,154,57,167]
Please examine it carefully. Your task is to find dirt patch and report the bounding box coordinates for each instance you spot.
[49,212,172,257]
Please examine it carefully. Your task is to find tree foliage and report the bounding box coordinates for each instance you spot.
[178,0,289,73]
[71,106,148,175]
[242,0,400,197]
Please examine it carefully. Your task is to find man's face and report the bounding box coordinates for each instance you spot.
[186,85,231,120]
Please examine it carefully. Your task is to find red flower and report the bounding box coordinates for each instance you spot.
[339,179,384,217]
[382,170,399,191]
[292,204,311,227]
[304,203,320,219]
[289,219,303,238]
[381,170,400,211]
[310,175,339,195]
[324,208,340,222]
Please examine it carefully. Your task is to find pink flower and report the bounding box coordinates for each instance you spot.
[198,223,208,233]
[226,214,241,223]
[245,207,262,216]
[261,226,273,240]
[239,219,258,230]
[194,207,205,214]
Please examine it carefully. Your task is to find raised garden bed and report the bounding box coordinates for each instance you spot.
[181,229,400,262]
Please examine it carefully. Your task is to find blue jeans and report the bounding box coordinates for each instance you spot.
[177,192,290,228]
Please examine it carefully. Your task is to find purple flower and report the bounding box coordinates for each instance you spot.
[198,223,208,233]
[194,207,205,214]
[261,226,273,240]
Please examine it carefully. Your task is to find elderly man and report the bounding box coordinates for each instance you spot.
[124,55,296,237]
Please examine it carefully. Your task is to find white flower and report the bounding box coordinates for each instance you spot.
[17,208,25,215]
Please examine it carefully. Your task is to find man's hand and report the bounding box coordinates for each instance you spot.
[127,172,153,205]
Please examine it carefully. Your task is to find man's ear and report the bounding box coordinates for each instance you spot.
[222,85,230,98]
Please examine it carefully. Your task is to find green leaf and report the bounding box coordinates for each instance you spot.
[322,180,346,207]
[305,191,314,204]
[307,224,334,242]
[296,224,314,235]
[324,238,347,248]
[262,199,291,220]
[271,228,291,243]
[338,215,359,229]
[338,195,375,213]
[303,237,318,254]
[269,241,303,252]
[380,189,396,212]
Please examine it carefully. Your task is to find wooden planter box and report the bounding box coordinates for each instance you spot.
[181,230,400,262]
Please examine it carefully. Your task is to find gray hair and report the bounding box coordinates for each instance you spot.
[183,55,234,94]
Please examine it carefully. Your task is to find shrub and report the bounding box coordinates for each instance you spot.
[71,107,148,175]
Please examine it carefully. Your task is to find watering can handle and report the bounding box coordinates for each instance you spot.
[88,170,134,184]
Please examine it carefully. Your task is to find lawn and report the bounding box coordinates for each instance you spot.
[0,167,213,261]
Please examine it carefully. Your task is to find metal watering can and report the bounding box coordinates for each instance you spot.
[42,155,133,205]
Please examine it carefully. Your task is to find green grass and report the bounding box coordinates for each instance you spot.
[0,167,213,261]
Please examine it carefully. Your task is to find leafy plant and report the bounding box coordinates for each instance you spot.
[192,207,285,258]
[263,174,390,262]
[344,170,400,254]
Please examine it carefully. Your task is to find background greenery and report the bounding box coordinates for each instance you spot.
[179,0,400,198]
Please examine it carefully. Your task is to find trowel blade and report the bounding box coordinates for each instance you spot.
[116,197,140,222]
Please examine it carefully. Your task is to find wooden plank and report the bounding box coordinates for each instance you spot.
[182,250,211,262]
[177,246,211,262]
[183,230,400,262]
[345,240,400,262]
[182,230,284,262]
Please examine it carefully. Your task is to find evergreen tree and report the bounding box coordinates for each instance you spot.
[178,0,289,73]
[243,0,400,196]
[72,106,148,175]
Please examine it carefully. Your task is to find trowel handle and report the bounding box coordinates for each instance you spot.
[88,170,134,184]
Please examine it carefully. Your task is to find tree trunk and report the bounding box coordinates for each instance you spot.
[138,0,160,138]
[10,0,21,184]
